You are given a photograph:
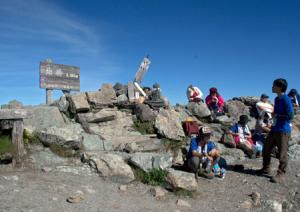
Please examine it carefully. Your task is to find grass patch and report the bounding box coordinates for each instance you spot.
[0,135,14,155]
[132,167,168,186]
[49,144,76,158]
[173,188,197,198]
[23,130,41,146]
[133,120,156,135]
[162,138,185,152]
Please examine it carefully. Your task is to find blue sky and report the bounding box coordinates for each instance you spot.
[0,0,299,106]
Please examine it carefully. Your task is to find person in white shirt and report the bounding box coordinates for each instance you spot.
[187,85,203,103]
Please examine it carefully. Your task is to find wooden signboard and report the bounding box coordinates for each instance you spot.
[40,61,80,91]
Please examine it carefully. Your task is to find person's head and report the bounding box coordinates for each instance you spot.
[188,85,194,92]
[197,126,212,143]
[263,112,272,120]
[238,115,249,127]
[288,89,298,97]
[209,87,218,96]
[143,87,151,94]
[272,78,288,94]
[153,83,160,89]
[260,94,269,102]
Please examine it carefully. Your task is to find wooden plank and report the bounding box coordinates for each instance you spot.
[12,120,25,163]
[128,81,136,102]
[0,109,32,120]
[46,89,53,105]
[40,61,80,91]
[134,57,151,84]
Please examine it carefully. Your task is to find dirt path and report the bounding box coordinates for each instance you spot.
[0,159,299,212]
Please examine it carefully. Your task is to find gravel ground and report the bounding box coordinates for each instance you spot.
[0,158,299,212]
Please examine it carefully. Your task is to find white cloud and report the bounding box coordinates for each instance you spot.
[0,0,100,55]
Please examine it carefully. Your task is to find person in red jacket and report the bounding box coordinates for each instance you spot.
[205,87,225,115]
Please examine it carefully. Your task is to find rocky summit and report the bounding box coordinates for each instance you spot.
[0,85,299,212]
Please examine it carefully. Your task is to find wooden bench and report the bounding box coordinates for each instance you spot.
[0,109,32,163]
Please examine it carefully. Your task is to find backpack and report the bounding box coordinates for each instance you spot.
[182,121,199,136]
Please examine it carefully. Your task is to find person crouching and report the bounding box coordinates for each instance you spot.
[187,126,224,180]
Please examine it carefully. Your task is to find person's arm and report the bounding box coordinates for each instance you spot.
[218,95,225,107]
[262,126,271,132]
[206,96,212,106]
[285,97,294,121]
[192,151,202,158]
[229,129,239,136]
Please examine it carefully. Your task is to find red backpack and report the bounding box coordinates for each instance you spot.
[182,121,199,136]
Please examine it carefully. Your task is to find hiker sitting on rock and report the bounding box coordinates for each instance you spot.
[229,115,256,158]
[187,126,225,180]
[253,111,273,157]
[256,94,274,117]
[205,87,225,116]
[187,85,203,103]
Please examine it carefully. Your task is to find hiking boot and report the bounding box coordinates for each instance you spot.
[198,169,214,179]
[256,167,271,176]
[270,173,284,184]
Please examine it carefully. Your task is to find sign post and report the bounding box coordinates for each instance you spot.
[39,59,80,104]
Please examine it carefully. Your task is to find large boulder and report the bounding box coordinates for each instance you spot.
[224,100,250,122]
[113,82,128,96]
[155,108,185,141]
[35,124,84,150]
[82,133,112,151]
[205,123,224,142]
[51,95,69,113]
[116,94,129,104]
[290,124,300,146]
[68,93,90,113]
[86,84,116,108]
[77,109,117,124]
[232,96,260,107]
[187,102,211,118]
[215,143,245,165]
[88,110,151,147]
[174,104,196,123]
[134,104,156,122]
[166,168,197,191]
[288,144,300,160]
[82,152,135,183]
[129,153,173,172]
[24,106,66,131]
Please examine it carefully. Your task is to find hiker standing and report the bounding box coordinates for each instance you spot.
[258,78,294,183]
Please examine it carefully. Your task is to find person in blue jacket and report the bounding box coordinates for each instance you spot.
[187,126,224,180]
[257,78,294,183]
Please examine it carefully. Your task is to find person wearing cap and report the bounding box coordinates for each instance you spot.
[187,126,222,180]
[187,85,203,103]
[229,115,256,158]
[257,78,294,184]
[256,94,274,117]
[205,87,225,115]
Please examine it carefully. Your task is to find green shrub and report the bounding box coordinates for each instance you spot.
[23,130,41,146]
[133,120,156,135]
[133,167,168,186]
[173,188,197,198]
[162,138,185,152]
